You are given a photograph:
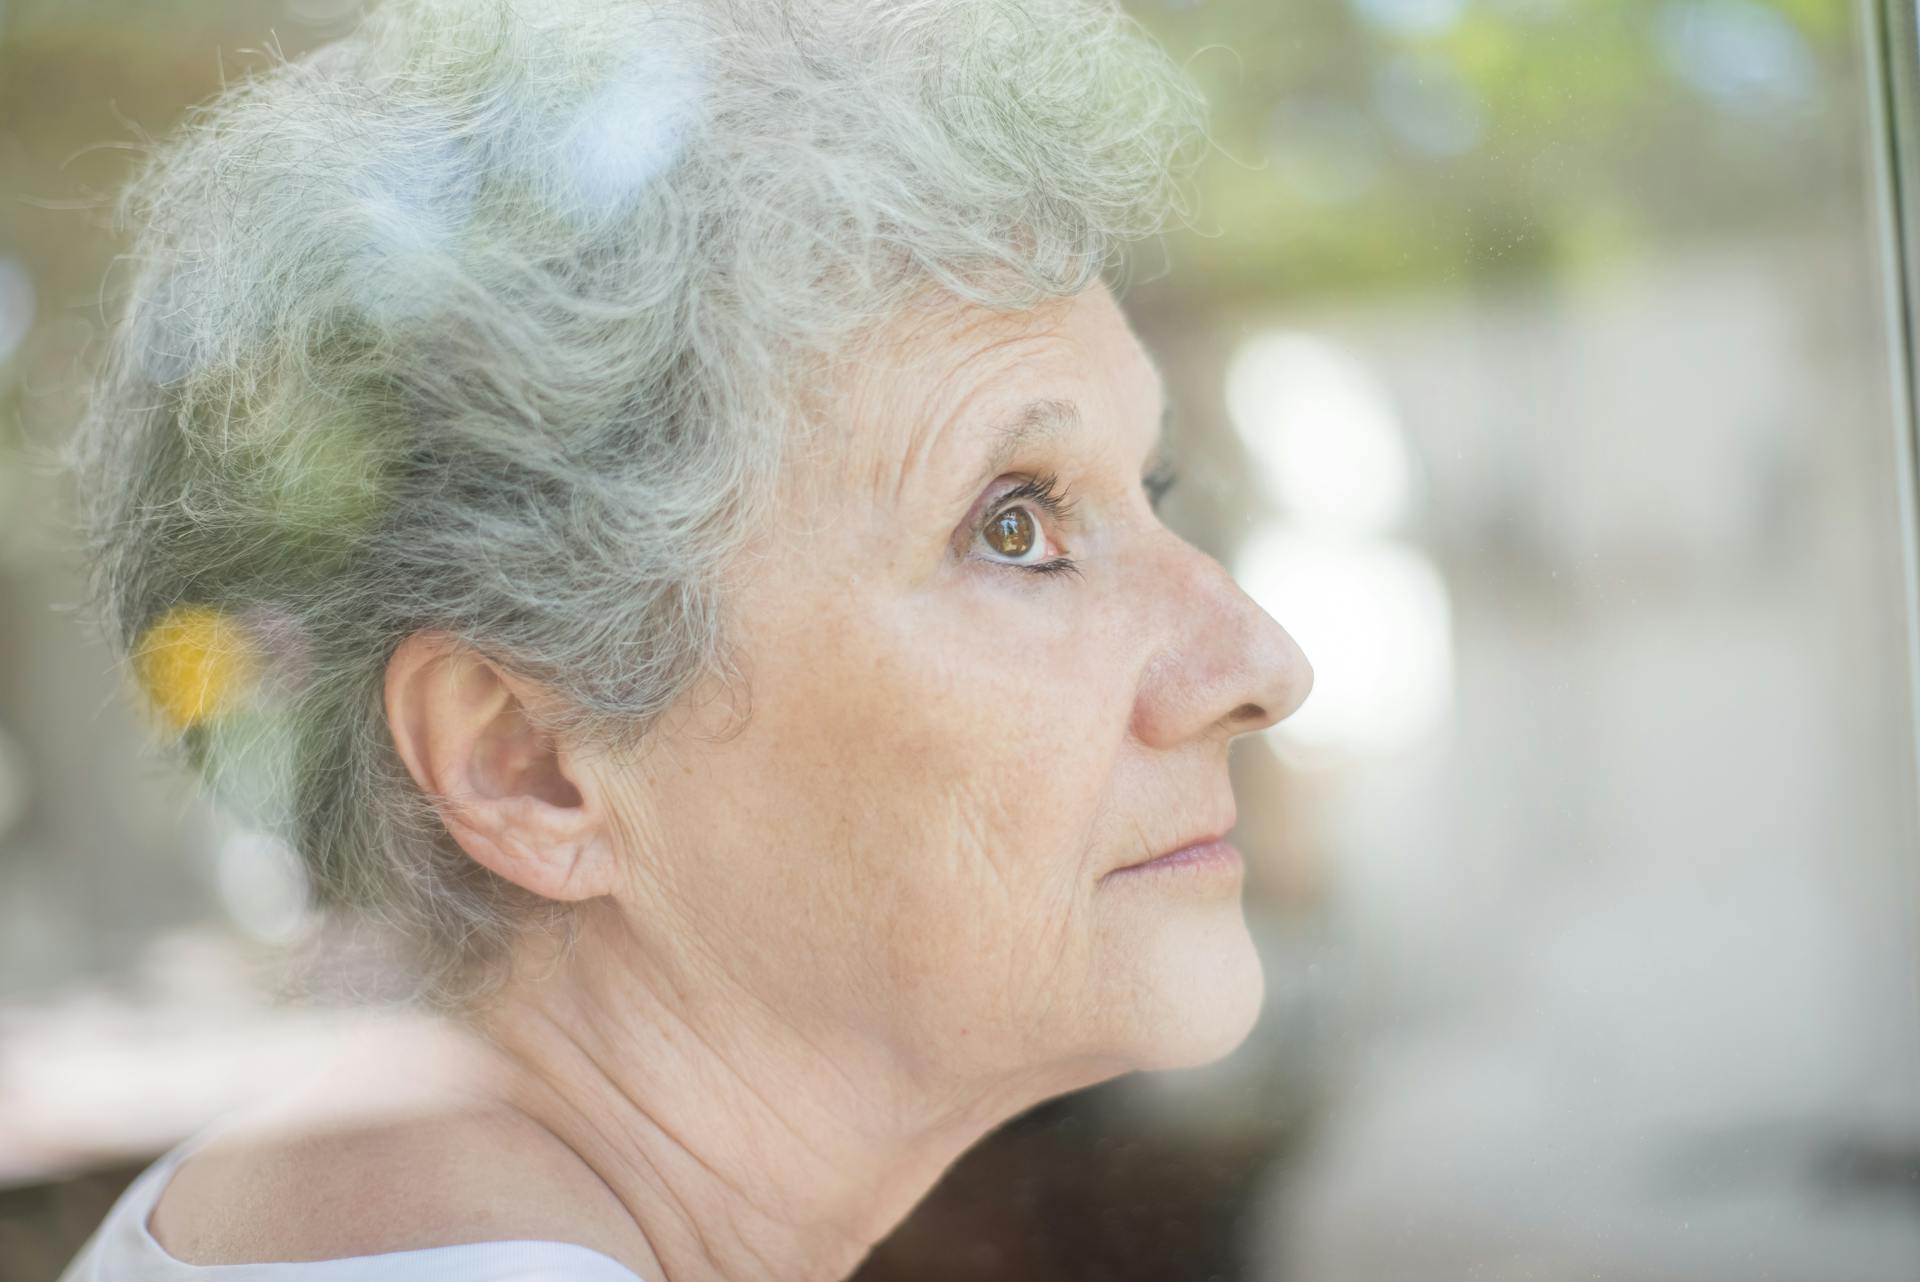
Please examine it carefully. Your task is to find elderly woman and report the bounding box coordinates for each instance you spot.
[55,0,1311,1279]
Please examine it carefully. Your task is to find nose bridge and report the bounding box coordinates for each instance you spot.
[1130,534,1313,749]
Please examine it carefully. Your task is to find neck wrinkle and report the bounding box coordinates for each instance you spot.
[463,933,1014,1282]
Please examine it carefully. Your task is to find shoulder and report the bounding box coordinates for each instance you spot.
[147,1106,645,1276]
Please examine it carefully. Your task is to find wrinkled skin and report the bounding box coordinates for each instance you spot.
[154,281,1312,1282]
[594,280,1314,1101]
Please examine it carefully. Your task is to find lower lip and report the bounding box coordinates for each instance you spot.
[1104,839,1243,882]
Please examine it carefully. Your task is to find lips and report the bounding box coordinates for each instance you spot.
[1102,836,1243,882]
[1106,825,1235,876]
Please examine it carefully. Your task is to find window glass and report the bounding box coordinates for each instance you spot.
[1071,2,1920,1277]
[1,2,1916,1279]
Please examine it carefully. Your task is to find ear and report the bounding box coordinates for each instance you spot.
[383,632,619,902]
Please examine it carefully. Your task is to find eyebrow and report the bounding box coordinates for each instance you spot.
[950,398,1081,508]
[944,394,1174,513]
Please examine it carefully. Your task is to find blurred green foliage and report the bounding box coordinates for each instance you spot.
[0,0,1870,319]
[1129,0,1863,304]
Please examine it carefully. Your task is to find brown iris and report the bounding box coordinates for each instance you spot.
[985,506,1037,558]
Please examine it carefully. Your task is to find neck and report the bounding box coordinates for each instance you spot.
[441,917,1088,1282]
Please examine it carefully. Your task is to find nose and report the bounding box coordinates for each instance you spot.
[1129,540,1313,750]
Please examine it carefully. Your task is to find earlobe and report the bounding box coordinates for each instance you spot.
[384,632,621,904]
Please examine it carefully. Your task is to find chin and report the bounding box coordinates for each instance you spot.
[1103,902,1267,1073]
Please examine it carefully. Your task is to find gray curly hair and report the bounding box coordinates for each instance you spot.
[57,0,1210,1011]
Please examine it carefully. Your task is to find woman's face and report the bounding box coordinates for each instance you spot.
[592,281,1312,1106]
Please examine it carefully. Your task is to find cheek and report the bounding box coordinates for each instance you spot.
[732,576,1134,1023]
[844,622,1111,890]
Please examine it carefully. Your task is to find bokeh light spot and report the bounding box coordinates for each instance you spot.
[132,606,260,732]
[1236,530,1455,758]
[1655,0,1818,116]
[216,825,311,945]
[1225,329,1418,536]
[552,44,706,225]
[1349,0,1467,38]
[1372,54,1488,159]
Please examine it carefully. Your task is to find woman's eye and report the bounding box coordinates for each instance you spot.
[967,472,1083,579]
[1144,460,1180,512]
[979,504,1049,565]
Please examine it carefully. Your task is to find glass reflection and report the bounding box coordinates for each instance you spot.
[0,1,1915,1279]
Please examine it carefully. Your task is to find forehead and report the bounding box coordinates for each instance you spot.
[851,288,1167,508]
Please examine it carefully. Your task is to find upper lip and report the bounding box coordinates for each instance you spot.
[1105,820,1237,876]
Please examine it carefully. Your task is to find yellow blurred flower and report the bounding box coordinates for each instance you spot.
[133,605,260,731]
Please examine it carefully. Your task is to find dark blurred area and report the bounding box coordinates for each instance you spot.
[5,1,1920,1279]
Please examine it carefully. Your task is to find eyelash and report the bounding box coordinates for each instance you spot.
[977,463,1182,580]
